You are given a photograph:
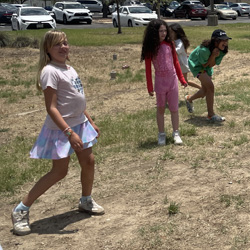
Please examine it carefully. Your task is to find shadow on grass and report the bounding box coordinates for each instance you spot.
[184,115,225,127]
[23,210,91,235]
[138,136,173,149]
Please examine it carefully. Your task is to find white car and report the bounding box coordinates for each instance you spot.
[112,5,157,27]
[206,4,237,20]
[52,2,92,24]
[11,7,56,30]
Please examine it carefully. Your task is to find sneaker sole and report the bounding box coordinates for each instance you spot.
[78,207,105,215]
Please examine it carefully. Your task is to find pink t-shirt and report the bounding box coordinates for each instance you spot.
[145,41,186,93]
[40,64,87,130]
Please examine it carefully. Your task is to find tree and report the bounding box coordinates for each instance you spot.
[115,0,122,34]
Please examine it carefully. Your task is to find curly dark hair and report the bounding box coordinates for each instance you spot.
[141,19,172,62]
[169,23,190,50]
[201,38,228,54]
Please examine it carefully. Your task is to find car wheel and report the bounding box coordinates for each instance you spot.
[237,10,241,16]
[218,13,222,20]
[113,19,118,27]
[128,20,133,27]
[86,20,92,24]
[202,17,205,20]
[233,17,237,20]
[185,13,190,19]
[63,15,68,24]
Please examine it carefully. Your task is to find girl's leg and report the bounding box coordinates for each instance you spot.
[75,147,95,196]
[183,72,201,90]
[198,73,215,117]
[22,157,70,207]
[170,110,179,131]
[157,106,165,133]
[76,147,104,215]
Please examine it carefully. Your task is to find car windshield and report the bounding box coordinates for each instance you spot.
[191,4,203,9]
[217,5,230,9]
[1,3,17,10]
[21,8,49,15]
[128,6,152,13]
[64,4,85,9]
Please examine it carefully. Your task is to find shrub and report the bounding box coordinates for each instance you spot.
[0,33,11,47]
[12,36,39,48]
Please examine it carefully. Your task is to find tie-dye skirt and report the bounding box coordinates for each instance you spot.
[30,120,98,160]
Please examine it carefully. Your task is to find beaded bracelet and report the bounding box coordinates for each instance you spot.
[63,127,73,137]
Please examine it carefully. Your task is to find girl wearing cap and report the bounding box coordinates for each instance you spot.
[185,29,231,122]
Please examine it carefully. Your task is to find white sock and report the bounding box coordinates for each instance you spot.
[15,201,30,212]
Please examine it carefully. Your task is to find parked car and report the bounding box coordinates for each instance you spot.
[52,2,92,24]
[11,6,56,30]
[206,4,237,20]
[109,3,117,13]
[181,0,204,6]
[122,0,142,6]
[11,4,30,8]
[76,0,102,12]
[173,4,207,19]
[112,5,157,27]
[162,1,180,17]
[0,3,17,23]
[221,2,233,7]
[230,3,250,16]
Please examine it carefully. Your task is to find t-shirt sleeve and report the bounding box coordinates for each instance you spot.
[40,66,59,91]
[145,57,153,93]
[175,39,185,55]
[171,42,187,85]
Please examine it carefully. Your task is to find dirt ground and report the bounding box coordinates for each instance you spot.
[1,44,250,250]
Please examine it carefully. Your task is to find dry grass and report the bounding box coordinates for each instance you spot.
[1,45,250,250]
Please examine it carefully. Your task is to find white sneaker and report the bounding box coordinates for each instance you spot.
[11,208,31,236]
[78,197,105,215]
[172,131,183,145]
[158,132,166,146]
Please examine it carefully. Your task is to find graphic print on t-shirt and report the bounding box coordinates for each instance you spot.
[71,77,83,94]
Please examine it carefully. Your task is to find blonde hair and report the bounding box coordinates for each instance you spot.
[36,30,68,90]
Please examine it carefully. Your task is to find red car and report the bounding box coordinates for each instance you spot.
[173,4,207,19]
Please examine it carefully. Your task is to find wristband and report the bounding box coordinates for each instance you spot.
[63,127,73,137]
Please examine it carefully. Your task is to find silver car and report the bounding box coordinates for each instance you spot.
[230,3,250,16]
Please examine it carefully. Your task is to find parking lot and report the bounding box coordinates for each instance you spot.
[1,13,250,31]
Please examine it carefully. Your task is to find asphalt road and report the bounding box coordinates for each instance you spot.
[1,13,250,31]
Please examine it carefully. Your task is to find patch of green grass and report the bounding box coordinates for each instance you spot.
[220,194,244,208]
[168,201,180,215]
[0,89,32,103]
[2,23,250,52]
[138,223,166,248]
[97,108,156,148]
[0,136,51,194]
[233,135,248,146]
[219,102,241,112]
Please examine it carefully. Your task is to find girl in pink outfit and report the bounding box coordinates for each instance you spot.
[141,19,187,146]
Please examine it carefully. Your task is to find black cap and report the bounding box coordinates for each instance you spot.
[211,29,232,40]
